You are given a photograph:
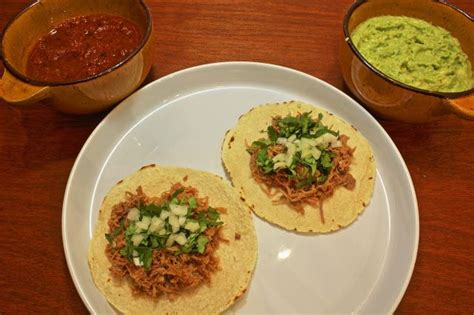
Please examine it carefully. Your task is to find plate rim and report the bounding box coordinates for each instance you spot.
[62,61,419,313]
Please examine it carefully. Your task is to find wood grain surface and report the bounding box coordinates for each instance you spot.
[0,1,473,314]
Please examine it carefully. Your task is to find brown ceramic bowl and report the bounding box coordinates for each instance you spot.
[0,0,153,114]
[340,0,474,123]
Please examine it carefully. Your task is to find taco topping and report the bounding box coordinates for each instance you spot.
[104,183,224,298]
[247,112,356,219]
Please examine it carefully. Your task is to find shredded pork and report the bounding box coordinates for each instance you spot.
[105,184,222,299]
[250,134,356,221]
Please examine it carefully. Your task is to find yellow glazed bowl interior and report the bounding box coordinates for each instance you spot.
[340,0,474,123]
[0,0,153,114]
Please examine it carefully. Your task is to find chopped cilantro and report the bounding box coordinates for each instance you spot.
[317,174,328,183]
[105,218,125,243]
[179,233,199,254]
[141,248,153,270]
[125,223,136,236]
[295,177,314,189]
[199,220,207,232]
[207,207,220,221]
[302,157,317,175]
[120,244,133,257]
[320,150,333,169]
[171,187,185,199]
[150,236,159,248]
[139,203,161,217]
[188,197,197,209]
[256,149,274,174]
[105,234,113,243]
[267,126,278,142]
[196,235,209,254]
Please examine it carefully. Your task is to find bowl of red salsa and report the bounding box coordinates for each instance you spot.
[0,0,153,114]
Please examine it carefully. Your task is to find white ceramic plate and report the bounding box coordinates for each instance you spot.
[62,62,418,314]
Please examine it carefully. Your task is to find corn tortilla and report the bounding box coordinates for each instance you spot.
[88,165,258,314]
[221,101,376,233]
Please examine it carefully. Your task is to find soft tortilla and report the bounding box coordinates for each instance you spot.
[88,165,258,314]
[221,101,376,233]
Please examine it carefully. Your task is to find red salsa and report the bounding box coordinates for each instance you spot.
[26,14,143,82]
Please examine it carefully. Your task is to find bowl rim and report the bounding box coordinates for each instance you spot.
[0,0,152,87]
[342,0,474,99]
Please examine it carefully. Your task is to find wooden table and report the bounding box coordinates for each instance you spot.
[1,0,472,313]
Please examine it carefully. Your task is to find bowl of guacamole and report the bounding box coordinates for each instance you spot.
[339,0,474,122]
[351,15,473,93]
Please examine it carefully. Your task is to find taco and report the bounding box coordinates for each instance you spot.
[88,165,257,314]
[221,101,376,233]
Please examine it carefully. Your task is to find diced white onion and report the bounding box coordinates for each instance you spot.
[149,217,164,233]
[314,137,324,146]
[131,234,144,246]
[286,142,296,155]
[301,148,312,159]
[165,234,176,247]
[158,228,167,235]
[169,214,179,225]
[321,134,338,147]
[276,137,287,145]
[184,221,200,232]
[133,257,143,266]
[126,207,140,221]
[151,216,163,225]
[285,154,294,167]
[135,216,151,231]
[311,148,321,159]
[169,214,180,233]
[170,204,188,216]
[160,210,170,220]
[273,161,287,170]
[301,137,316,146]
[272,153,286,162]
[174,233,187,245]
[288,134,297,143]
[299,142,310,151]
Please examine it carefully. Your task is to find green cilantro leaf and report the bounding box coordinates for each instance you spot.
[125,223,136,237]
[295,177,314,189]
[150,236,159,248]
[267,126,278,142]
[188,197,197,209]
[317,174,328,183]
[105,218,125,243]
[140,204,161,217]
[105,234,113,243]
[207,207,220,221]
[120,244,133,258]
[141,248,153,270]
[302,158,317,175]
[320,151,333,169]
[196,235,209,254]
[171,187,185,199]
[180,233,199,253]
[256,149,274,174]
[256,149,268,164]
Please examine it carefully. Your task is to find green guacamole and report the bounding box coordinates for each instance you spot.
[351,16,473,93]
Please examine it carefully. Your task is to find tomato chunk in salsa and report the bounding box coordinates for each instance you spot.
[26,14,143,82]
